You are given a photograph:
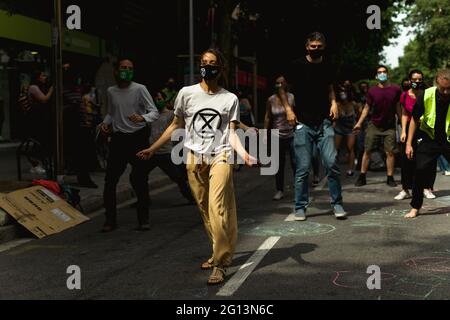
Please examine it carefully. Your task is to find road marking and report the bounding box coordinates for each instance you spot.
[7,244,76,256]
[216,236,281,297]
[218,195,320,296]
[0,238,34,254]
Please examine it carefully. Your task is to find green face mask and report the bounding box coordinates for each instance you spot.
[156,100,166,111]
[119,69,134,82]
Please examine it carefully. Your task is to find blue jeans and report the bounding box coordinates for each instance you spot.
[438,155,450,172]
[293,119,343,210]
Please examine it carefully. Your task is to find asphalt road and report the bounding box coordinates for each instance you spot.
[1,163,450,300]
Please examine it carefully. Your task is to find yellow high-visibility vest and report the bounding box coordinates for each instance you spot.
[419,87,450,143]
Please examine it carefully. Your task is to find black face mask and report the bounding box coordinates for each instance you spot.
[308,49,324,60]
[200,65,221,81]
[411,82,423,90]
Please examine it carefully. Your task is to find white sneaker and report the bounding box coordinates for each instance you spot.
[424,189,436,199]
[394,190,411,200]
[30,165,46,175]
[445,171,450,176]
[273,191,284,201]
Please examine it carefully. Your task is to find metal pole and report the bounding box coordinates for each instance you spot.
[52,0,64,181]
[253,60,258,124]
[189,0,194,85]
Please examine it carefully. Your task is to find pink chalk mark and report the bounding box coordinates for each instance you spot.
[332,271,396,289]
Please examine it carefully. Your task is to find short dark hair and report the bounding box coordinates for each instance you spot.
[376,65,389,74]
[273,74,286,82]
[306,32,327,46]
[115,57,134,70]
[408,69,424,80]
[31,69,45,85]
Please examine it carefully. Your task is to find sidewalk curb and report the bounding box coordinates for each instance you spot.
[0,174,173,245]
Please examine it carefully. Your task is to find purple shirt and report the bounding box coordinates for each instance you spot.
[366,85,401,129]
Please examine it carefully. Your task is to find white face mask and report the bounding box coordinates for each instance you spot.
[339,92,348,100]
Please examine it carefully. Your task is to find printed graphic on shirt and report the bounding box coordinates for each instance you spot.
[192,108,223,139]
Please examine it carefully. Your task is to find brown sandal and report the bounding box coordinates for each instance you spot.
[207,267,226,285]
[201,261,214,270]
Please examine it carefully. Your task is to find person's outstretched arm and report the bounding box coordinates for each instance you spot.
[329,85,338,120]
[400,107,409,143]
[406,117,417,160]
[229,121,258,166]
[279,88,297,126]
[29,85,54,104]
[353,103,370,134]
[137,116,185,160]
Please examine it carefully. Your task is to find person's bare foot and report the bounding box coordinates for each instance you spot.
[404,209,419,219]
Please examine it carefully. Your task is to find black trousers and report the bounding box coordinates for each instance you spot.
[411,137,450,209]
[401,123,436,190]
[74,127,97,182]
[144,153,194,202]
[104,126,150,226]
[276,137,296,192]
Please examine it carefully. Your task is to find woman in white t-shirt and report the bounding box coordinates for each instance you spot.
[137,49,257,285]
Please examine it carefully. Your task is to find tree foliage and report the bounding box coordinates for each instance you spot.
[394,0,450,83]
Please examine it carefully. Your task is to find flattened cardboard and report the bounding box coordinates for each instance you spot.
[0,192,12,226]
[0,186,89,238]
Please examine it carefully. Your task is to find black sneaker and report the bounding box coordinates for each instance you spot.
[387,176,397,187]
[355,174,367,187]
[134,224,150,232]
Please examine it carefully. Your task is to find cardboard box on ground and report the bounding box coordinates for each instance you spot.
[0,186,89,238]
[0,193,13,226]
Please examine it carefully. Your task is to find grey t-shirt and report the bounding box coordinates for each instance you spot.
[103,82,159,133]
[174,84,240,155]
[269,93,295,139]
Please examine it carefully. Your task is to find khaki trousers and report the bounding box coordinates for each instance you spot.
[186,151,237,267]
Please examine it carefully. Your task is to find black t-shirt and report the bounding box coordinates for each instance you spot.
[413,90,450,144]
[286,56,335,127]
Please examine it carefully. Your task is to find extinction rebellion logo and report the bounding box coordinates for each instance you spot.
[192,108,222,139]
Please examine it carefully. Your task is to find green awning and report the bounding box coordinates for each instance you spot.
[0,9,105,58]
